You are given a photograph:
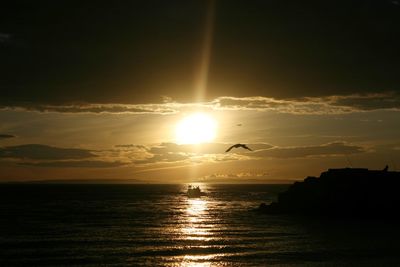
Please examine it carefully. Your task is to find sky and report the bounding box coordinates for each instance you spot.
[1,0,400,183]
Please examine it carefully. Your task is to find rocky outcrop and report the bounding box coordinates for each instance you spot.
[258,168,400,218]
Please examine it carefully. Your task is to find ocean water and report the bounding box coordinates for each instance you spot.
[1,184,400,266]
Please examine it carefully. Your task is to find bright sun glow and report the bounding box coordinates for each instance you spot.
[176,113,217,144]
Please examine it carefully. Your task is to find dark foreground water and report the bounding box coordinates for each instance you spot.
[1,184,400,266]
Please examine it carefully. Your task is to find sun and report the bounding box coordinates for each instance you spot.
[176,113,217,144]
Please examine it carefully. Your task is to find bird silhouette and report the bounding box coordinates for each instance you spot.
[225,144,252,152]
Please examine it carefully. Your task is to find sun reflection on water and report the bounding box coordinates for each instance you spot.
[186,199,207,216]
[179,193,220,266]
[182,198,212,241]
[180,259,212,267]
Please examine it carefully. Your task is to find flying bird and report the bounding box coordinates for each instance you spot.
[225,144,253,152]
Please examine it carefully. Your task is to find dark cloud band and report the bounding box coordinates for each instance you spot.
[20,160,127,168]
[0,144,94,160]
[0,134,15,139]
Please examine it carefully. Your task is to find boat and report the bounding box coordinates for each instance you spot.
[187,185,202,198]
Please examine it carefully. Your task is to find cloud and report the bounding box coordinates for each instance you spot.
[0,144,94,160]
[194,172,291,184]
[328,93,400,111]
[134,142,269,165]
[2,92,399,115]
[0,101,215,114]
[147,142,272,155]
[0,144,131,168]
[251,142,365,159]
[0,142,251,168]
[0,134,15,139]
[111,142,365,165]
[135,152,189,164]
[115,144,147,149]
[0,103,178,114]
[0,141,367,170]
[0,142,253,167]
[110,142,260,165]
[20,160,127,168]
[214,92,400,114]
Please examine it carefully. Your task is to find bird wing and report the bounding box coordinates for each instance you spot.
[225,145,235,152]
[243,145,252,151]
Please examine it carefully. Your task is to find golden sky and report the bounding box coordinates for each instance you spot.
[1,98,399,182]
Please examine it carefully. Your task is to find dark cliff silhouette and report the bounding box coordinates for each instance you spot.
[258,167,400,218]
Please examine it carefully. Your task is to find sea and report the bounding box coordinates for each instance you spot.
[1,184,400,266]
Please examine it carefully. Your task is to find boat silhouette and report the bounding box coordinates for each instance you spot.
[187,185,204,198]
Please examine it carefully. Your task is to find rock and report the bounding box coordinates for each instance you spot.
[257,167,400,218]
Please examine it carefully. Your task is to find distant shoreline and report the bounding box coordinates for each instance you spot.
[0,179,297,185]
[0,181,294,185]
